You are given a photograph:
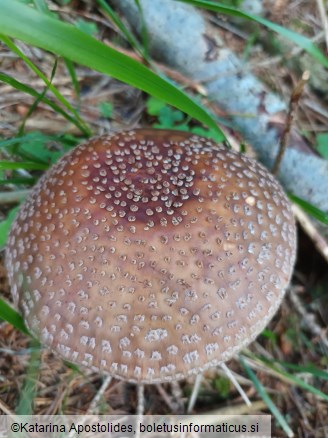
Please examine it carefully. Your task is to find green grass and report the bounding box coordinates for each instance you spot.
[0,0,224,138]
[0,0,326,432]
[240,355,294,438]
[289,193,328,225]
[177,0,328,68]
[0,298,30,335]
[146,96,225,142]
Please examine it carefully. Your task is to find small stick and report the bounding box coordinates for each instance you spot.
[187,373,203,413]
[170,380,185,413]
[220,362,252,407]
[292,204,328,264]
[86,375,112,414]
[136,383,145,417]
[289,286,328,350]
[135,384,145,438]
[272,71,310,175]
[156,383,182,412]
[0,397,14,415]
[195,400,266,416]
[0,189,31,204]
[68,376,113,438]
[170,379,183,401]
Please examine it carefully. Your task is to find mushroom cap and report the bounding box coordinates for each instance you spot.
[5,129,296,383]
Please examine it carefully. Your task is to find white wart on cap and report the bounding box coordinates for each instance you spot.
[5,129,296,383]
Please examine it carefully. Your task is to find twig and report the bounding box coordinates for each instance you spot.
[155,383,182,413]
[289,387,312,431]
[170,380,184,407]
[67,375,113,438]
[289,286,328,350]
[136,384,145,438]
[136,383,145,417]
[0,189,31,204]
[292,203,328,264]
[253,31,325,69]
[220,362,252,407]
[272,71,310,175]
[187,373,203,413]
[86,375,112,414]
[240,354,295,387]
[188,400,267,416]
[0,397,14,415]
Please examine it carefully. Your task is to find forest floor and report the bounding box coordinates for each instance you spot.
[0,1,327,437]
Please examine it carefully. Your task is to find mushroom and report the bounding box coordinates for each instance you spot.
[5,129,296,385]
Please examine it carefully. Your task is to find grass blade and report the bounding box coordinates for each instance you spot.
[97,0,150,62]
[0,72,88,134]
[276,362,328,381]
[0,298,29,335]
[0,132,57,149]
[177,0,328,68]
[240,355,294,438]
[64,58,81,100]
[0,207,19,248]
[254,356,328,402]
[18,58,59,136]
[0,177,36,185]
[16,339,41,415]
[289,193,328,225]
[0,0,223,138]
[0,161,48,170]
[0,190,31,204]
[0,35,91,136]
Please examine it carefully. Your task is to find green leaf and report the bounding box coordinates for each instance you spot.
[0,298,30,335]
[75,18,98,36]
[15,133,62,164]
[213,376,231,398]
[0,207,19,249]
[33,0,51,15]
[0,177,36,186]
[289,193,328,225]
[260,328,278,344]
[0,0,224,138]
[158,106,185,128]
[0,131,80,150]
[315,132,328,159]
[191,126,225,142]
[0,161,48,171]
[177,0,328,68]
[146,96,167,116]
[99,102,114,119]
[0,132,54,149]
[147,97,226,141]
[0,132,76,166]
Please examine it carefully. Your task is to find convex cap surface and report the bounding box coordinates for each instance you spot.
[6,129,297,383]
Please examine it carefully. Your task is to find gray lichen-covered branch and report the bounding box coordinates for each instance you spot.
[110,0,328,213]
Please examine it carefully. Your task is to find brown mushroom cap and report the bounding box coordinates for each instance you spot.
[5,129,296,383]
